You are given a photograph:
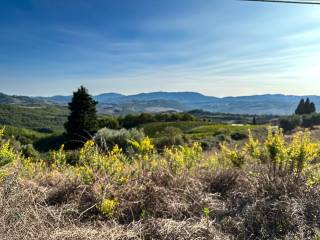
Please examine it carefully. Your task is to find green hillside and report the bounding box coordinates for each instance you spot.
[0,104,68,132]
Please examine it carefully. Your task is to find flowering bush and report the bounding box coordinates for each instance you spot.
[163,142,202,174]
[94,127,145,152]
[100,198,119,218]
[0,128,18,167]
[50,144,67,170]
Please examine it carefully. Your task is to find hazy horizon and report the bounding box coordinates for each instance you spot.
[3,89,320,98]
[1,1,320,96]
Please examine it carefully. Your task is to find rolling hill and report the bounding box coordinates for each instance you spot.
[0,91,319,115]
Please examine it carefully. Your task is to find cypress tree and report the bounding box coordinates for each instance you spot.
[305,98,311,114]
[295,99,305,115]
[310,102,316,114]
[295,98,316,115]
[64,86,98,148]
[252,116,257,125]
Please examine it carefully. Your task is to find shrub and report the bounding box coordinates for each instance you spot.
[0,128,17,167]
[94,128,145,152]
[215,134,231,143]
[65,150,80,165]
[21,144,39,159]
[0,141,17,167]
[279,115,301,132]
[97,116,119,130]
[154,127,185,149]
[221,144,246,168]
[230,132,247,141]
[163,142,202,173]
[50,144,67,170]
[302,113,320,128]
[100,198,119,218]
[129,137,156,170]
[35,128,54,133]
[206,169,240,196]
[288,131,318,175]
[34,134,65,152]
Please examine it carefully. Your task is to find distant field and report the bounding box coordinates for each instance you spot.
[0,104,68,132]
[189,110,277,124]
[140,121,266,139]
[139,121,212,136]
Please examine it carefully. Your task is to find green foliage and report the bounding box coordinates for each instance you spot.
[163,142,202,173]
[50,145,67,170]
[141,121,208,136]
[264,128,287,169]
[2,125,51,145]
[33,134,65,152]
[188,124,258,135]
[141,121,264,150]
[189,109,276,124]
[129,137,155,170]
[203,207,210,218]
[0,104,68,132]
[98,116,119,130]
[64,86,98,148]
[0,141,16,167]
[77,140,127,183]
[120,112,196,129]
[263,128,318,176]
[154,127,185,149]
[21,144,39,159]
[94,127,145,152]
[279,115,301,132]
[0,128,18,167]
[245,130,261,159]
[230,132,248,141]
[302,113,320,128]
[279,113,320,131]
[221,144,246,168]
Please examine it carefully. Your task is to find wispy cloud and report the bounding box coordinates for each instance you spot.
[1,0,320,96]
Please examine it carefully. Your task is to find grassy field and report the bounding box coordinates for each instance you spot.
[140,121,266,140]
[189,110,277,124]
[140,121,213,136]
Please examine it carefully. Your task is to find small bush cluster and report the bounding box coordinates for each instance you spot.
[279,115,301,132]
[153,127,186,149]
[94,127,145,152]
[280,113,320,132]
[0,128,18,167]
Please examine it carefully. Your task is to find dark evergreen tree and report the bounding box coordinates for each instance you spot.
[295,98,316,115]
[252,115,257,125]
[295,99,305,115]
[64,86,98,148]
[305,98,311,113]
[310,102,316,113]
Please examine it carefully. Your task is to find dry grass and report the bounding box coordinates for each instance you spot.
[1,164,319,240]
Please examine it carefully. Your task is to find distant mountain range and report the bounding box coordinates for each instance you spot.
[1,91,319,115]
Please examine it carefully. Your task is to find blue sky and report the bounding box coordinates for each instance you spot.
[1,0,320,96]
